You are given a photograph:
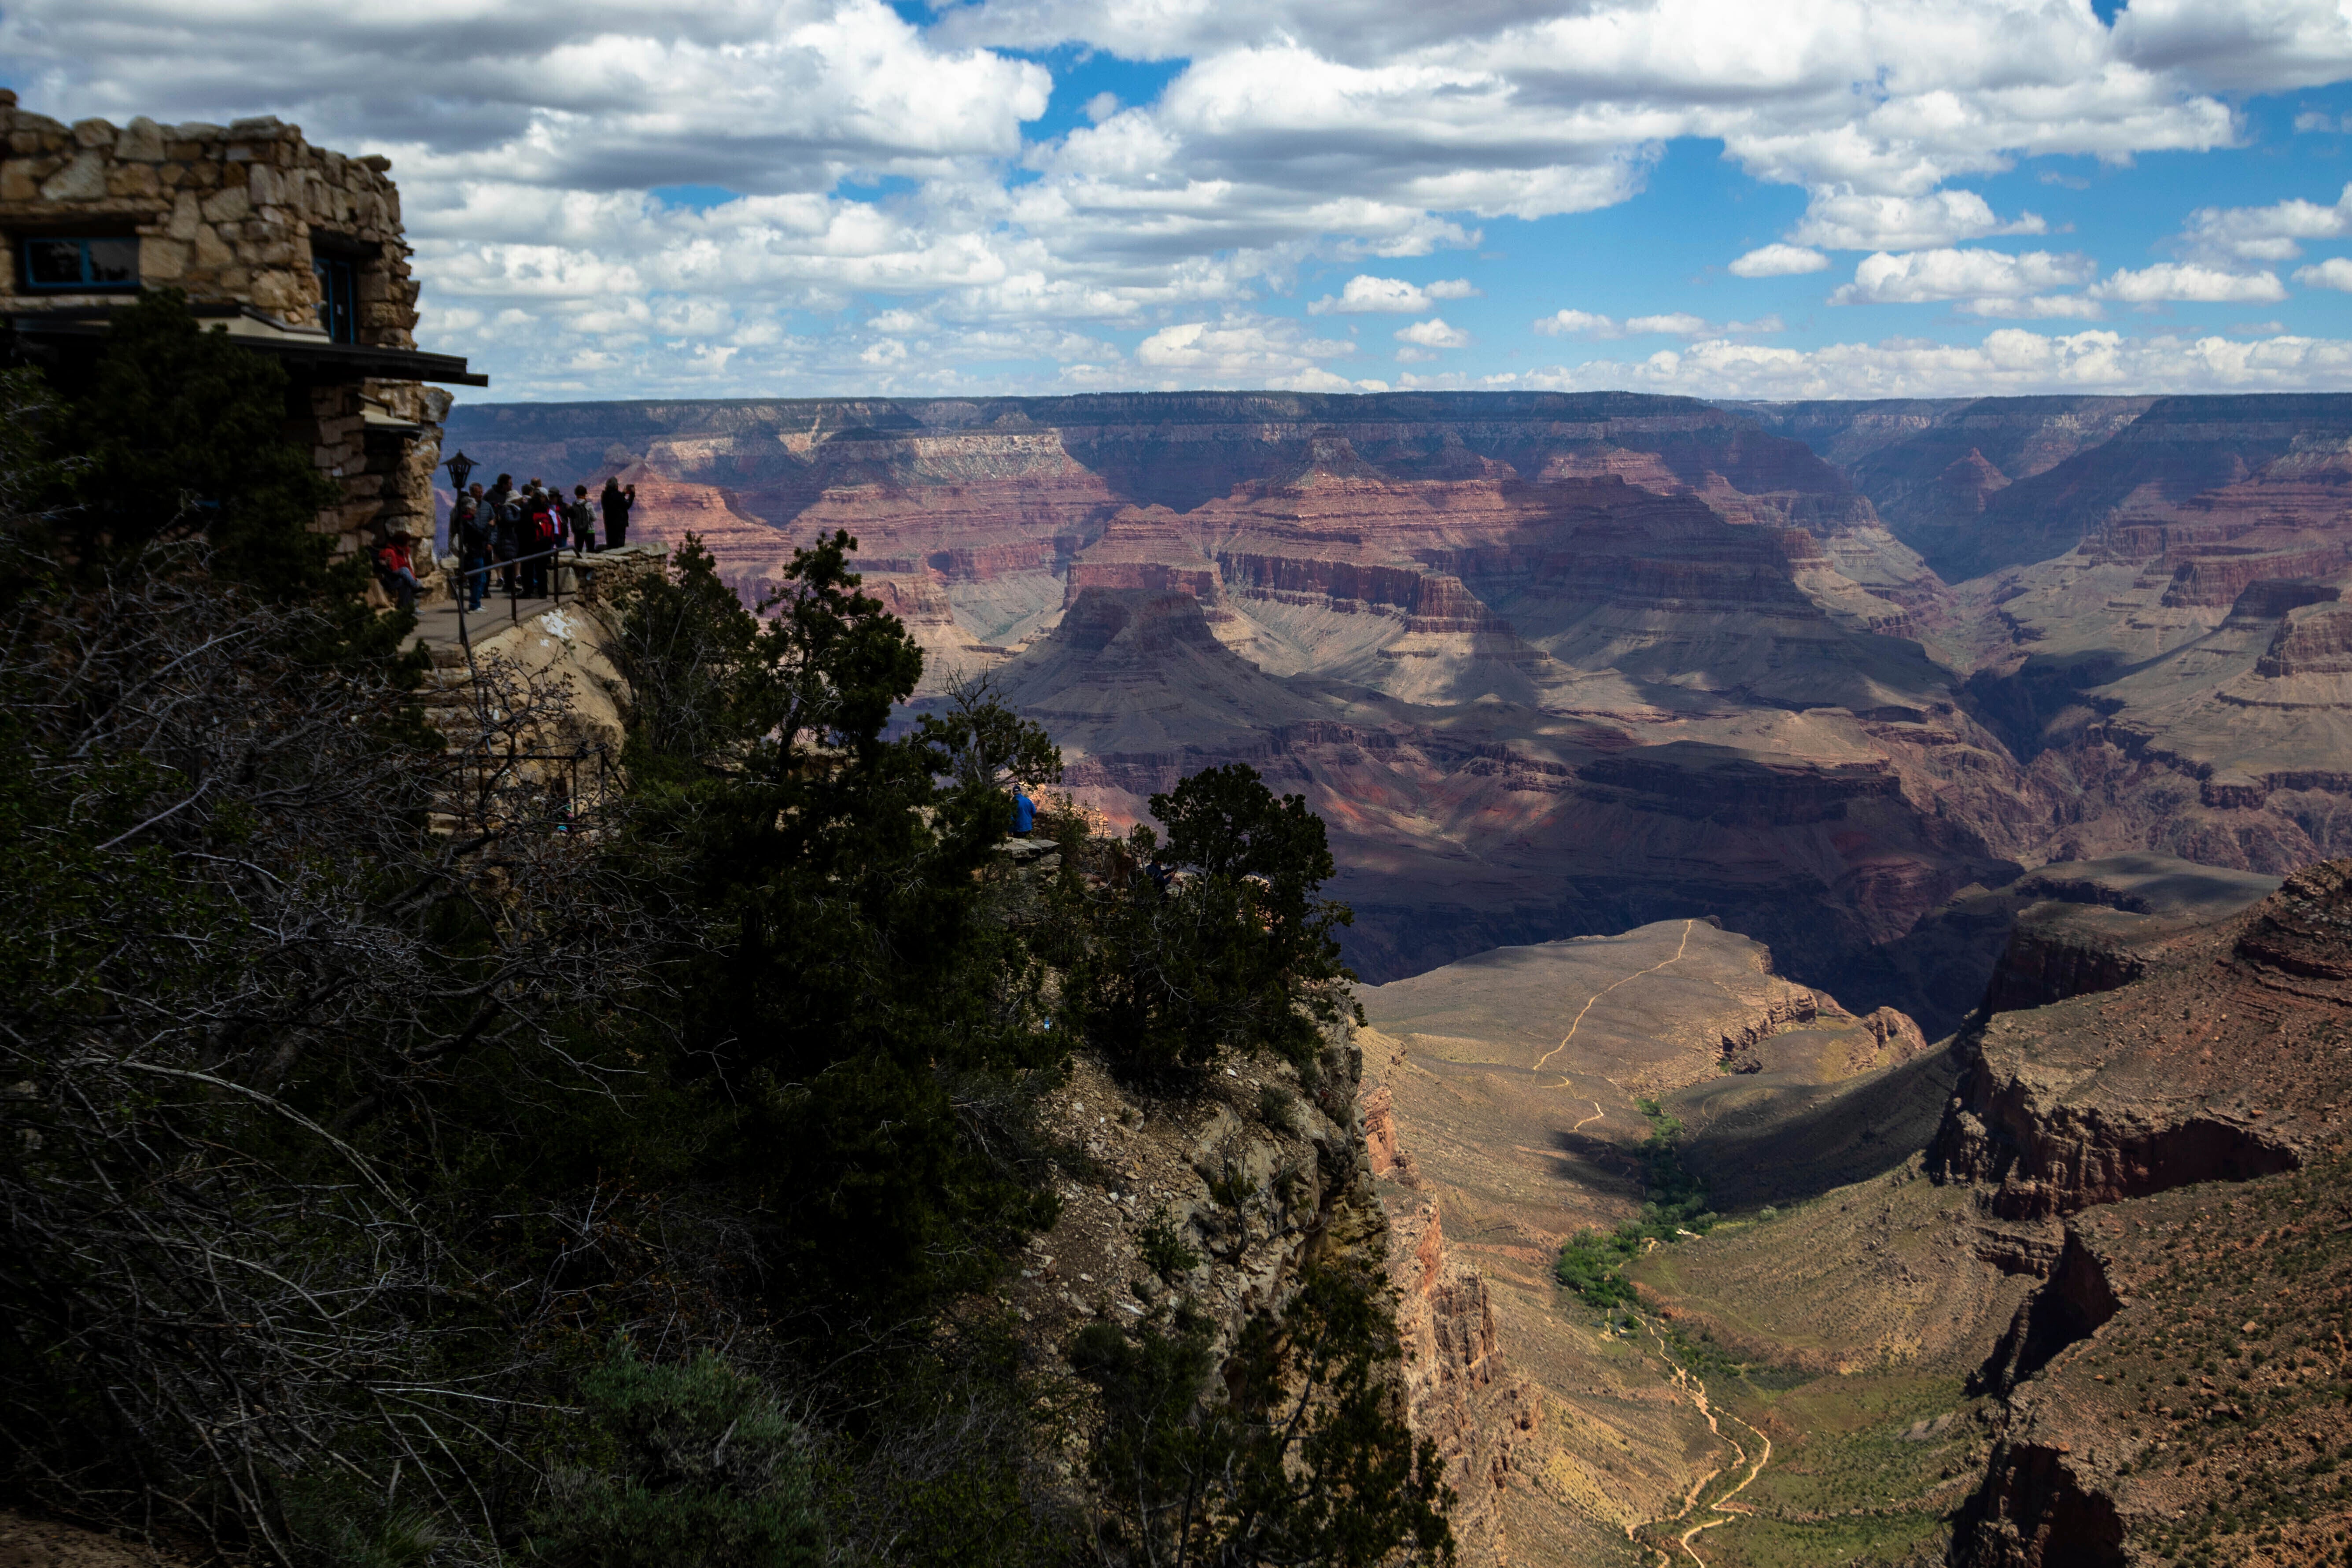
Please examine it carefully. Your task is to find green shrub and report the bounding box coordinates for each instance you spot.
[1060,765,1357,1083]
[531,1345,822,1568]
[1070,1262,1452,1566]
[1552,1101,1714,1310]
[1140,1207,1203,1282]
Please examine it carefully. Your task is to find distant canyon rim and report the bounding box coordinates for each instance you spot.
[445,389,2352,1036]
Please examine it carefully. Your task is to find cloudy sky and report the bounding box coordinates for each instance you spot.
[9,0,2352,401]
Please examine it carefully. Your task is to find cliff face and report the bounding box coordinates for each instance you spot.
[1734,395,2161,580]
[1939,414,2352,897]
[1928,858,2352,1566]
[1003,1033,1386,1369]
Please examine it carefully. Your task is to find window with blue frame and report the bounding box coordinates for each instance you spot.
[313,254,356,343]
[22,236,140,291]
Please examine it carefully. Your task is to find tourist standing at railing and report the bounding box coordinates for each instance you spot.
[568,485,598,553]
[600,476,635,550]
[487,474,521,598]
[523,489,558,599]
[453,484,491,611]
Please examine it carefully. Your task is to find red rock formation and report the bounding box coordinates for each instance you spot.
[1358,1023,1570,1568]
[1381,1196,1537,1567]
[1931,861,2339,1219]
[1938,859,2352,1568]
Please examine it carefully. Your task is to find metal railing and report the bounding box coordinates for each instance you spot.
[448,541,597,654]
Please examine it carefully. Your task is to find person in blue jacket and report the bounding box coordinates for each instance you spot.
[1010,788,1036,837]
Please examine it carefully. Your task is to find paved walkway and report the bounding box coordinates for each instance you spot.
[401,545,664,658]
[402,593,563,657]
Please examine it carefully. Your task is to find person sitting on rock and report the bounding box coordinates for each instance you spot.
[375,528,421,613]
[1010,787,1036,838]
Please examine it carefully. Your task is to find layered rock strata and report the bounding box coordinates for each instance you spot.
[441,390,2352,1027]
[437,393,2029,1009]
[1925,860,2352,1565]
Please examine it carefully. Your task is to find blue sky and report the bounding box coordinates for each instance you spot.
[9,0,2352,399]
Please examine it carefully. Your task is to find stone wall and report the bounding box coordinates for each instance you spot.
[0,89,452,560]
[0,92,418,343]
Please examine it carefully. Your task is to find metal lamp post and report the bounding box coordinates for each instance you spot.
[445,449,476,494]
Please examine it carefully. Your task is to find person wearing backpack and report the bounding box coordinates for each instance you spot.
[487,475,521,600]
[568,485,598,553]
[523,487,557,598]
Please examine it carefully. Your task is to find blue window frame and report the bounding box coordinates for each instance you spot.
[313,254,357,343]
[22,236,139,291]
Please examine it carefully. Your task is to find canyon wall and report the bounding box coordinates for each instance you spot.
[444,390,2352,1033]
[444,393,2008,1025]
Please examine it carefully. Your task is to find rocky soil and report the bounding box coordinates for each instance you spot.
[0,1514,183,1568]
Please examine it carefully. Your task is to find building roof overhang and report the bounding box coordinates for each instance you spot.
[6,301,488,387]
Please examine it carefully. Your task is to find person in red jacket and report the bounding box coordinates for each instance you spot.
[523,491,557,598]
[375,528,421,613]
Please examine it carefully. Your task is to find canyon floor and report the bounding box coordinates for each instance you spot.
[1359,919,2005,1568]
[1361,849,2349,1568]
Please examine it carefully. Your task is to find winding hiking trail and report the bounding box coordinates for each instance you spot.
[1631,1318,1774,1565]
[1523,919,1769,1566]
[1531,920,1697,1074]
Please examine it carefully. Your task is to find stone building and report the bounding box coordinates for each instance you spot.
[0,89,483,559]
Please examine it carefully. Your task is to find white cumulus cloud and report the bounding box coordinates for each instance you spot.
[2087,262,2289,303]
[2179,184,2352,262]
[1132,314,1378,389]
[2294,257,2352,291]
[1509,328,2352,399]
[1307,275,1482,314]
[1394,317,1472,349]
[1788,189,2046,251]
[1729,244,1831,277]
[1829,248,2098,309]
[1534,309,1759,339]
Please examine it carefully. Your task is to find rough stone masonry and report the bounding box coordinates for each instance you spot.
[0,89,479,561]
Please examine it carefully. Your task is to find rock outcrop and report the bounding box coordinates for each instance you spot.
[1927,859,2352,1565]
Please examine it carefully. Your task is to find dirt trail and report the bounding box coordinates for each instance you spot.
[1634,1316,1773,1565]
[1523,917,1763,1561]
[1532,920,1696,1074]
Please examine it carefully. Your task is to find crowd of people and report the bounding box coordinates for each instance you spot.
[427,473,638,612]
